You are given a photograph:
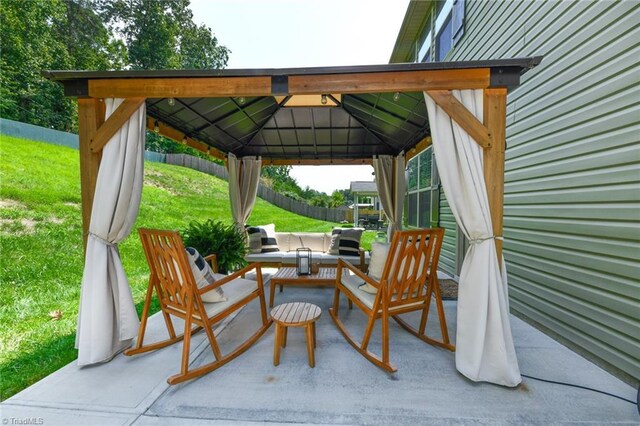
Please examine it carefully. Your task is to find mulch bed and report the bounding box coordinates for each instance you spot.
[438,279,458,300]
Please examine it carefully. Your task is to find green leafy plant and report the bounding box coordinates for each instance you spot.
[181,219,248,274]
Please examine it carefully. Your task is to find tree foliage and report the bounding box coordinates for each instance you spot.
[0,0,125,131]
[97,0,229,70]
[0,0,229,132]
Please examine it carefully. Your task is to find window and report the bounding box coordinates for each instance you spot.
[418,34,432,63]
[452,0,465,45]
[416,0,465,63]
[436,14,453,61]
[405,148,435,228]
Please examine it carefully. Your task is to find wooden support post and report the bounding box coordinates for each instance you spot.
[482,88,507,265]
[78,98,104,251]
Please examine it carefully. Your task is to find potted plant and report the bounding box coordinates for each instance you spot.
[181,219,248,274]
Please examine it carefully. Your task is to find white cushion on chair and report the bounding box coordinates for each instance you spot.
[201,274,258,318]
[341,273,376,309]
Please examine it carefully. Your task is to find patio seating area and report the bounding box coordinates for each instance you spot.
[3,283,636,425]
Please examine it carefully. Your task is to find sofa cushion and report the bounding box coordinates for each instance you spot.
[275,232,292,252]
[320,252,369,265]
[281,251,325,265]
[328,228,364,256]
[246,224,279,253]
[245,251,286,263]
[289,232,326,252]
[185,247,227,303]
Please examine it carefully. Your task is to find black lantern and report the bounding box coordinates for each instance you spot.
[296,247,312,275]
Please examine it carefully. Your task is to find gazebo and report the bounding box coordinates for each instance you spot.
[349,181,382,228]
[45,57,542,387]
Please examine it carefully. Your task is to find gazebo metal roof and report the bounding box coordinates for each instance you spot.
[44,58,541,164]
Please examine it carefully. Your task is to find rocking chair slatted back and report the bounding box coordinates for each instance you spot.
[138,228,198,319]
[382,228,444,305]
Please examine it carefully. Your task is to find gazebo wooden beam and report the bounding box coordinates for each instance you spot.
[405,136,432,162]
[483,88,507,264]
[78,98,104,251]
[262,158,373,166]
[426,90,492,148]
[89,76,272,98]
[90,98,146,153]
[145,118,226,161]
[288,69,490,95]
[87,68,491,98]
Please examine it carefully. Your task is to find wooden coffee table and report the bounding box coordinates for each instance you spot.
[269,266,348,308]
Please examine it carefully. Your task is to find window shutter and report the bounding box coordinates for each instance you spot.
[452,0,465,45]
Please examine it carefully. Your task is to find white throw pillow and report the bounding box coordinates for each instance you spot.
[185,247,227,303]
[368,242,390,281]
[359,242,390,294]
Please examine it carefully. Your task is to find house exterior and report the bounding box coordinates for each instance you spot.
[391,0,639,382]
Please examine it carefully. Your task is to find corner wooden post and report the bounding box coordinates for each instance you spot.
[483,88,507,265]
[78,98,104,251]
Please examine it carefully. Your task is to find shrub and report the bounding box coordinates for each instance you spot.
[182,219,247,273]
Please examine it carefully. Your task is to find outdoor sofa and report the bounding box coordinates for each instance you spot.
[245,230,370,271]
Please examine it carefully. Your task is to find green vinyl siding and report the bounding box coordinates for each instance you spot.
[438,192,457,277]
[445,0,640,380]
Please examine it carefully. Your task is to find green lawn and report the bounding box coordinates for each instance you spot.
[0,135,372,400]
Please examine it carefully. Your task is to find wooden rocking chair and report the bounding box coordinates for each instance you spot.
[329,228,454,373]
[125,228,272,385]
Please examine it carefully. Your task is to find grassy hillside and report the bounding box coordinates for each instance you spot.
[0,135,347,400]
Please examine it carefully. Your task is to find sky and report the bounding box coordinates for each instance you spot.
[189,0,410,194]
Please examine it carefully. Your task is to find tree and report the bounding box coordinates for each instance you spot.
[329,190,345,208]
[0,0,126,131]
[98,0,229,70]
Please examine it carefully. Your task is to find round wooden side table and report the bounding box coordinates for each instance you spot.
[271,302,322,368]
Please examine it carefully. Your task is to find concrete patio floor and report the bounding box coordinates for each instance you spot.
[2,284,638,425]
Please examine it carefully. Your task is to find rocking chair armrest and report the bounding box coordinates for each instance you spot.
[204,254,219,273]
[358,248,368,272]
[337,258,381,289]
[198,263,262,294]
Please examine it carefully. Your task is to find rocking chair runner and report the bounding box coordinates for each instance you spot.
[329,228,454,373]
[125,228,272,385]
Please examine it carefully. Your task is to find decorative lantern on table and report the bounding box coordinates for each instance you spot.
[296,247,312,275]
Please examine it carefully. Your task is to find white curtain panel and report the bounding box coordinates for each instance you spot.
[76,98,146,366]
[424,89,521,387]
[227,153,261,229]
[373,154,406,240]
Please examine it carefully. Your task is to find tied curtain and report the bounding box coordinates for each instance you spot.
[424,89,521,387]
[372,154,406,240]
[227,153,261,230]
[76,98,146,366]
